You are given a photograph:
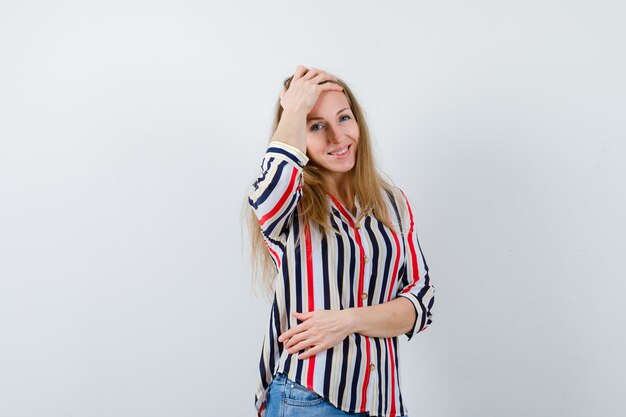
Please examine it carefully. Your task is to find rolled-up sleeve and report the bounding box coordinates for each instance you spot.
[248,141,309,253]
[395,189,435,341]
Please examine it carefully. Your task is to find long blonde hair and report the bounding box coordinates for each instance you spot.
[243,73,397,300]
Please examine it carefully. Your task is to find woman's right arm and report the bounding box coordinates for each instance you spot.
[270,65,342,153]
[247,66,343,244]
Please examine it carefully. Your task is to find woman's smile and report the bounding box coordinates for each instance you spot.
[328,144,351,158]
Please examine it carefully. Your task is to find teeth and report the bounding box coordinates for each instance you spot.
[330,146,349,155]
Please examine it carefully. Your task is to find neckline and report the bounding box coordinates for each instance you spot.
[328,193,361,226]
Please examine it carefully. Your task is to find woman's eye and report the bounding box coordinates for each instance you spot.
[340,114,351,121]
[310,123,323,132]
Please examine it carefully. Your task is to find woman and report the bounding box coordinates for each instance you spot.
[246,65,435,417]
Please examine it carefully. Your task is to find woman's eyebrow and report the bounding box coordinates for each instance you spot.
[307,107,350,122]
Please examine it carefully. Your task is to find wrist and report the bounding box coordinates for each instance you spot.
[272,109,307,151]
[344,307,361,335]
[281,106,308,119]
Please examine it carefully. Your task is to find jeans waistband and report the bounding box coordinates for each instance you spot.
[272,372,287,385]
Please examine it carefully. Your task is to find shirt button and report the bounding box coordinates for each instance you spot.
[361,292,368,300]
[364,256,369,263]
[354,223,361,230]
[370,363,375,371]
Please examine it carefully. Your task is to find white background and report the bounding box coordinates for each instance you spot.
[1,1,625,416]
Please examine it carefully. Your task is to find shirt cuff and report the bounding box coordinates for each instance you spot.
[397,292,420,341]
[267,141,309,169]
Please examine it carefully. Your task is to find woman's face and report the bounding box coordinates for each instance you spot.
[305,90,359,182]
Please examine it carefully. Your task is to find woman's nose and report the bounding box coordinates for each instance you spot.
[327,125,341,142]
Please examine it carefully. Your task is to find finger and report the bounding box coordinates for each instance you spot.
[280,325,297,341]
[318,81,344,93]
[279,320,309,344]
[278,331,290,343]
[285,328,315,351]
[293,65,309,80]
[311,72,338,84]
[302,67,322,80]
[297,344,323,360]
[293,311,313,320]
[287,336,316,354]
[278,324,300,342]
[285,327,313,350]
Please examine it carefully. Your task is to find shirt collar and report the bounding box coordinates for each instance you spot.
[327,193,361,227]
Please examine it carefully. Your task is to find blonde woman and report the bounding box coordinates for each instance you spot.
[246,65,435,417]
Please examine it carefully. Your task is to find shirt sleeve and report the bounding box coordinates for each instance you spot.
[395,189,435,341]
[248,141,309,254]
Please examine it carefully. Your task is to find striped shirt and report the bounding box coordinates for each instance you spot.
[248,141,435,417]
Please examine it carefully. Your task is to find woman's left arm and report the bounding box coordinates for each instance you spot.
[279,190,435,359]
[391,189,436,341]
[347,296,417,338]
[278,297,420,360]
[340,189,436,342]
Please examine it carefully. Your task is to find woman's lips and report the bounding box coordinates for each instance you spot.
[328,144,351,159]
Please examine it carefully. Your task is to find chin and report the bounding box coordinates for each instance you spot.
[322,161,356,174]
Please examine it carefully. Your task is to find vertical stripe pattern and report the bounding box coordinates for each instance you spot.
[249,141,435,417]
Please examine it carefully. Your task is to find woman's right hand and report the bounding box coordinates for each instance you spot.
[279,65,344,115]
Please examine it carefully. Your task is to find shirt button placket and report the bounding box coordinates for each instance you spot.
[354,220,370,309]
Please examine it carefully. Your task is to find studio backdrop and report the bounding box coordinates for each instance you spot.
[0,1,624,416]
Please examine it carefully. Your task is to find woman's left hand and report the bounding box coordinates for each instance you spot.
[278,309,354,360]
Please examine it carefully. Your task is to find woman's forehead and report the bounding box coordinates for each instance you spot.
[308,91,350,118]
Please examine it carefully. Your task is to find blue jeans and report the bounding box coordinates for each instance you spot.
[265,372,369,417]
